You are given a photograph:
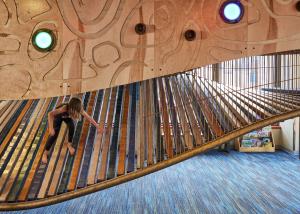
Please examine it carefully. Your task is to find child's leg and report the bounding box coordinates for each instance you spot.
[64,118,75,155]
[42,130,59,164]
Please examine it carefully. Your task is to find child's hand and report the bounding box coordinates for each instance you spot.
[49,128,55,136]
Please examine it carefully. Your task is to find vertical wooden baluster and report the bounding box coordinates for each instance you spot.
[97,88,117,181]
[67,91,96,191]
[107,86,124,179]
[87,89,110,185]
[127,84,137,172]
[77,90,103,188]
[117,85,130,176]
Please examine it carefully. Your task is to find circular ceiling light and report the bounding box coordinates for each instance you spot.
[32,29,56,52]
[220,0,244,24]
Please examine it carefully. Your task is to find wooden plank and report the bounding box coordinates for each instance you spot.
[7,99,52,202]
[204,79,245,128]
[0,101,12,119]
[107,86,124,179]
[214,83,252,124]
[135,83,141,169]
[37,122,67,199]
[138,82,145,168]
[174,77,203,146]
[170,77,194,150]
[0,100,33,157]
[67,91,96,191]
[158,78,173,158]
[97,87,117,181]
[223,85,270,119]
[127,84,137,172]
[0,101,22,142]
[77,90,103,188]
[164,78,183,155]
[185,76,224,138]
[17,98,59,201]
[26,97,64,200]
[152,80,163,162]
[146,80,153,165]
[87,89,110,185]
[0,99,45,201]
[117,85,130,176]
[0,101,35,177]
[47,137,68,196]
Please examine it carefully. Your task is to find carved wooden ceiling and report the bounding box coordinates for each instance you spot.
[1,0,300,100]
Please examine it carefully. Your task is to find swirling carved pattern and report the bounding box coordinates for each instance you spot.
[56,0,125,39]
[14,0,51,24]
[0,0,300,99]
[92,41,121,68]
[0,0,9,26]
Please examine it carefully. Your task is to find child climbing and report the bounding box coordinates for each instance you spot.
[42,97,102,164]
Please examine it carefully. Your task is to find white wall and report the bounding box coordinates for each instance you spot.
[279,117,299,152]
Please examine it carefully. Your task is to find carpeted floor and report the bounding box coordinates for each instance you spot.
[3,150,300,214]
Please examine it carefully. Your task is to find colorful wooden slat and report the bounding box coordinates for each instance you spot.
[67,91,96,191]
[77,90,103,188]
[0,99,45,201]
[17,98,59,201]
[0,101,23,145]
[158,79,173,159]
[26,97,64,200]
[138,82,145,169]
[117,85,130,176]
[164,78,183,155]
[0,101,32,157]
[87,89,110,185]
[0,100,35,178]
[127,84,137,172]
[107,86,124,179]
[146,80,154,165]
[7,99,52,202]
[97,87,117,181]
[37,123,67,199]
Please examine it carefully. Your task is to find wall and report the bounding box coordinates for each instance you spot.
[2,0,300,100]
[279,117,299,153]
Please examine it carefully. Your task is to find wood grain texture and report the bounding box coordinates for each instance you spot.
[87,89,110,185]
[0,99,45,202]
[1,0,300,99]
[17,97,61,201]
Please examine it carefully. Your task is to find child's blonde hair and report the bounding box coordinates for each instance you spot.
[68,97,82,120]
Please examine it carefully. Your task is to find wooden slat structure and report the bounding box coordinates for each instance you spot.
[1,51,300,210]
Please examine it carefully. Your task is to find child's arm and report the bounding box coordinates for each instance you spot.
[48,106,67,136]
[81,110,103,133]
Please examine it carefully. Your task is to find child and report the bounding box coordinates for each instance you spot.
[42,97,102,164]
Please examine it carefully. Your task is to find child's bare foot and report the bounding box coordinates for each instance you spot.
[42,152,48,164]
[67,143,75,155]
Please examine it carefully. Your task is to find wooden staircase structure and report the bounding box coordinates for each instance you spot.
[1,52,300,210]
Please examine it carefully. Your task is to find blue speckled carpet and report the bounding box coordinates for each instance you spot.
[4,151,300,214]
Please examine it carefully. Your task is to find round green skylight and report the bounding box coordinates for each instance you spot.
[32,29,56,52]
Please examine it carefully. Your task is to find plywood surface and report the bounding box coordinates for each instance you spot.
[1,0,300,99]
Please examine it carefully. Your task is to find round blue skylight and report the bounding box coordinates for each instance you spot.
[32,29,56,52]
[220,1,244,24]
